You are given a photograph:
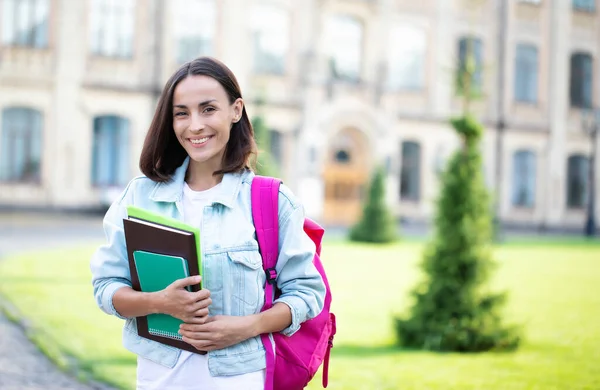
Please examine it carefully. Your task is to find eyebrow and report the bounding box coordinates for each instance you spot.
[173,99,218,109]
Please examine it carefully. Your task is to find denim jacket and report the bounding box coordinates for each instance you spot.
[90,158,326,376]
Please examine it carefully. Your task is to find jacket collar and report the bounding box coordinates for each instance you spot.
[149,157,249,208]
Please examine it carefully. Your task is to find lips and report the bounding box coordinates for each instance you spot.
[188,135,213,147]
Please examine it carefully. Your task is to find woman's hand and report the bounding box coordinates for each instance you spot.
[179,303,292,352]
[179,315,257,352]
[156,276,211,324]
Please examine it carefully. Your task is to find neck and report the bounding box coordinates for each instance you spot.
[185,159,224,191]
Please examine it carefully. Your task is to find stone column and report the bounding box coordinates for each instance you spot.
[219,0,251,90]
[544,0,571,227]
[50,0,87,207]
[295,0,327,221]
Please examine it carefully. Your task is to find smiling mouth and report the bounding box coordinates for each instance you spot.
[189,136,212,146]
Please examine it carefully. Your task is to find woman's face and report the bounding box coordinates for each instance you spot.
[172,75,243,171]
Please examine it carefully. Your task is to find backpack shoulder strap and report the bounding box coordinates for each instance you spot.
[251,175,281,390]
[251,175,281,276]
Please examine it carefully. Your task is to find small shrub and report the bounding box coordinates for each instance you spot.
[395,115,521,352]
[349,166,398,243]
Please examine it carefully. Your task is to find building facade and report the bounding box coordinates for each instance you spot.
[0,0,599,231]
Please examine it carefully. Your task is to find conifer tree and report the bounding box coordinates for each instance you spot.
[349,166,398,243]
[394,36,521,352]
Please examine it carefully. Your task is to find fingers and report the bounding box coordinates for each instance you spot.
[160,279,211,321]
[181,296,211,315]
[166,279,210,303]
[180,327,214,350]
[191,296,212,311]
[179,292,210,309]
[166,294,210,322]
[192,307,210,318]
[180,322,212,333]
[183,309,210,324]
[193,289,211,301]
[180,299,211,322]
[170,275,202,290]
[180,331,215,345]
[182,336,216,351]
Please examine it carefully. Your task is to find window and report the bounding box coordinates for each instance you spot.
[573,0,595,12]
[91,116,130,187]
[1,0,49,47]
[251,5,289,74]
[334,150,351,164]
[570,53,593,108]
[89,0,136,58]
[270,130,283,165]
[330,132,358,165]
[457,36,484,95]
[0,107,43,183]
[514,44,538,103]
[566,155,589,208]
[400,141,421,201]
[388,25,426,90]
[512,150,536,207]
[173,0,215,64]
[325,15,363,82]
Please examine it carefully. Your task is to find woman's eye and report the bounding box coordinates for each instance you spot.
[174,112,187,117]
[203,107,215,113]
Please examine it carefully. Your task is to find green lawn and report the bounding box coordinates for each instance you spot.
[0,241,599,389]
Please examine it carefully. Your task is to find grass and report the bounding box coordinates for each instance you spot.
[0,241,599,389]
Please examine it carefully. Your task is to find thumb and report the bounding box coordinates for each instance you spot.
[171,275,202,289]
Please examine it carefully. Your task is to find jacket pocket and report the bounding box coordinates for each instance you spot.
[227,250,264,310]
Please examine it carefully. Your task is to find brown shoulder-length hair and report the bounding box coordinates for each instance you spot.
[139,56,257,182]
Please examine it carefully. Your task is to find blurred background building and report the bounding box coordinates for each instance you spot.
[0,0,598,232]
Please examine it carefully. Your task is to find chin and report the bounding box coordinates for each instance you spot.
[187,150,220,165]
[188,154,211,164]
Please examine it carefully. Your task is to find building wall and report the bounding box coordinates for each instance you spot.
[0,0,598,231]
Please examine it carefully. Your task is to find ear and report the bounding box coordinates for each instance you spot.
[232,98,244,123]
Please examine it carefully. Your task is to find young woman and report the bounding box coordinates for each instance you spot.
[90,57,326,390]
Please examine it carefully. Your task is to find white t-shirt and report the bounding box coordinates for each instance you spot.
[136,182,266,390]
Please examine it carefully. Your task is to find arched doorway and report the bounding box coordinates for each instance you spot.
[322,128,370,226]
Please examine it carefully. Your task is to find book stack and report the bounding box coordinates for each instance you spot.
[123,206,204,354]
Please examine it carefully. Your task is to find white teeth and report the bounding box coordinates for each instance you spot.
[191,137,210,144]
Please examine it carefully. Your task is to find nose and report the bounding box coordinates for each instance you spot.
[190,112,204,132]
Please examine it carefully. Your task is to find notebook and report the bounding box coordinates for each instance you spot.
[133,250,189,340]
[123,207,204,354]
[127,205,201,263]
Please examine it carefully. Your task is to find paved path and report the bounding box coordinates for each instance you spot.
[0,314,115,390]
[0,212,117,390]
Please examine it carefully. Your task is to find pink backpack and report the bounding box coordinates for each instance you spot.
[251,176,336,390]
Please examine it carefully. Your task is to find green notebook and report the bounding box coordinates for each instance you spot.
[133,250,189,340]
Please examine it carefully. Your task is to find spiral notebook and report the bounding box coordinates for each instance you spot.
[133,250,190,340]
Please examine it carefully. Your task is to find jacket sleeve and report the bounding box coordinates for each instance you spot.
[272,185,326,337]
[89,183,134,320]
